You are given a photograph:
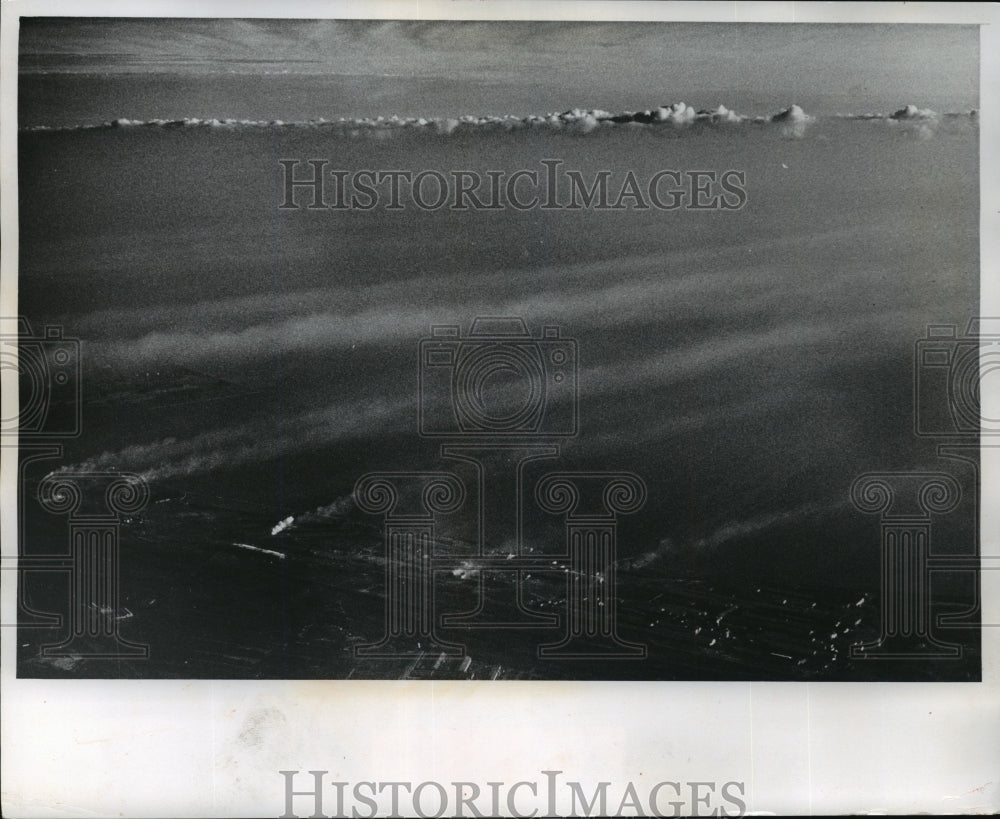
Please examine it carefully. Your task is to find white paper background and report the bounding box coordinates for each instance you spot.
[2,2,998,816]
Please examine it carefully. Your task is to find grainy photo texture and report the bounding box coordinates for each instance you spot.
[14,20,981,681]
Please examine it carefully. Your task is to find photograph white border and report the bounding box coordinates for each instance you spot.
[2,2,998,816]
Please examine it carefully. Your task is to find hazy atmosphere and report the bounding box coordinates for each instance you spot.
[17,19,981,681]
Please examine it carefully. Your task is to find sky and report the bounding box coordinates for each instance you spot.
[18,19,980,120]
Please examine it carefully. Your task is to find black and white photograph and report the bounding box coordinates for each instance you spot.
[12,14,983,682]
[2,2,999,816]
